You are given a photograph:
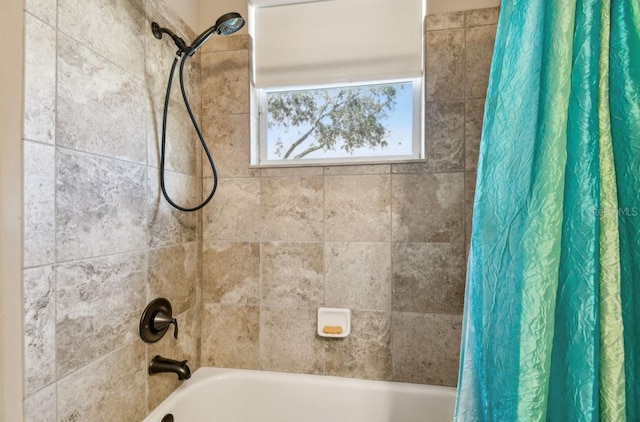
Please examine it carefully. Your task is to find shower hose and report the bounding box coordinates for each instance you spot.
[160,51,217,212]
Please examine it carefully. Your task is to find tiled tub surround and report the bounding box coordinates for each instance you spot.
[199,9,498,387]
[21,2,497,420]
[22,0,203,420]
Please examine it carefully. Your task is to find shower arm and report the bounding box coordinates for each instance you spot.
[151,22,190,55]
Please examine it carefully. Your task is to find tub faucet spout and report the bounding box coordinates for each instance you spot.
[149,355,191,380]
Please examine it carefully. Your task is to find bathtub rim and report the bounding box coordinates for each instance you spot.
[147,366,457,418]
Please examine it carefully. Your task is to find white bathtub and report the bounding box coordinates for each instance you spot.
[143,368,456,422]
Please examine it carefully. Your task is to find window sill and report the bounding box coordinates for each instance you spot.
[249,157,427,169]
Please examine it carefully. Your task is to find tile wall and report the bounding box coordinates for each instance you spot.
[198,8,498,386]
[21,2,497,419]
[22,0,203,419]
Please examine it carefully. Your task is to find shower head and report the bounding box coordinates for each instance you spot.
[187,12,245,57]
[215,12,246,36]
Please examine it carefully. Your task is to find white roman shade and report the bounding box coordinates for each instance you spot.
[250,0,424,88]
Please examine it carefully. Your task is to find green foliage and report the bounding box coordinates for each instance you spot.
[267,85,399,159]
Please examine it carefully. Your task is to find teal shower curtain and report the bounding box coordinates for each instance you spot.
[455,0,639,420]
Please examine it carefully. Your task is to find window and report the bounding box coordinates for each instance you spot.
[249,0,425,166]
[257,79,423,165]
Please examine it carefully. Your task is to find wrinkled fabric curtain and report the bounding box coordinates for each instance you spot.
[455,0,640,420]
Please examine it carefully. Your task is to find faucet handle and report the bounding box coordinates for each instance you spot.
[139,298,179,343]
[153,310,179,339]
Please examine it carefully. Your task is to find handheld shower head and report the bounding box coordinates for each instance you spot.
[151,11,246,211]
[215,12,245,36]
[187,12,245,56]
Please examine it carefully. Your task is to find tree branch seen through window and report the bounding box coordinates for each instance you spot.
[266,82,412,160]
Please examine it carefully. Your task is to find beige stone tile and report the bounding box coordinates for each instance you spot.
[58,0,145,78]
[426,29,465,101]
[57,342,146,422]
[56,149,148,261]
[57,34,147,164]
[464,99,485,141]
[466,171,477,250]
[465,99,485,171]
[260,307,324,374]
[425,102,464,167]
[147,99,199,175]
[395,102,465,173]
[325,242,391,311]
[24,384,56,422]
[425,12,465,31]
[147,169,198,247]
[325,310,392,380]
[143,6,200,186]
[56,252,146,378]
[201,49,249,115]
[200,33,250,54]
[197,189,204,248]
[323,164,390,176]
[391,312,462,386]
[23,141,55,267]
[325,174,391,242]
[392,101,464,173]
[24,14,56,144]
[144,13,199,114]
[145,0,196,43]
[147,361,184,411]
[392,173,464,242]
[147,308,200,410]
[261,175,324,241]
[260,167,323,177]
[465,7,501,27]
[200,303,259,369]
[148,242,198,314]
[202,177,260,241]
[202,113,256,178]
[262,242,324,307]
[392,242,466,314]
[23,266,56,395]
[426,101,465,171]
[202,241,260,304]
[26,0,56,26]
[465,24,497,98]
[147,307,200,363]
[390,162,427,174]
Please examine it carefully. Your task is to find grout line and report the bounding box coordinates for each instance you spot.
[56,27,146,84]
[462,14,468,250]
[143,200,151,413]
[321,166,327,375]
[258,167,264,370]
[389,170,394,315]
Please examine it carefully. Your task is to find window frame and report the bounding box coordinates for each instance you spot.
[251,77,425,167]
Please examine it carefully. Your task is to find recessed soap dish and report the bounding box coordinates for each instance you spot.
[317,307,351,338]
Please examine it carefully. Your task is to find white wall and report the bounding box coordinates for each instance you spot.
[164,0,200,31]
[164,0,500,37]
[199,0,249,33]
[0,0,25,420]
[196,0,501,35]
[162,0,248,34]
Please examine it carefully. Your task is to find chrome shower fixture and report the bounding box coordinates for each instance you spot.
[151,12,245,212]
